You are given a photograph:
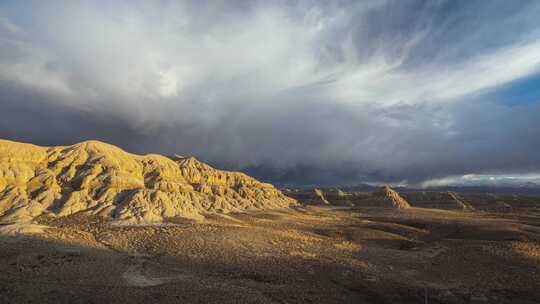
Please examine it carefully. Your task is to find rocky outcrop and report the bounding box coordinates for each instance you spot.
[447,191,475,211]
[283,188,330,205]
[287,185,411,209]
[313,188,330,205]
[358,185,411,209]
[401,191,474,211]
[0,139,295,224]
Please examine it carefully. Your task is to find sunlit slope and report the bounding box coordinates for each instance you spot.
[0,139,295,224]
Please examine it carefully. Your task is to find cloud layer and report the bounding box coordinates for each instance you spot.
[1,0,540,185]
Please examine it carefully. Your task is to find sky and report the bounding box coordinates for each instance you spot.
[1,0,540,187]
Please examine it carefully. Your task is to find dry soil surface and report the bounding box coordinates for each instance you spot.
[1,206,539,303]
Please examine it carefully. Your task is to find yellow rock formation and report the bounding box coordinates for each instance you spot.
[0,139,295,224]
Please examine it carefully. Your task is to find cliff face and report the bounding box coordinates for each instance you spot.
[0,139,295,224]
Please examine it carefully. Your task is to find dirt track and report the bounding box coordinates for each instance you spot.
[1,206,539,303]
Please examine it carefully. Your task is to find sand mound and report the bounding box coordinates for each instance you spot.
[0,139,295,224]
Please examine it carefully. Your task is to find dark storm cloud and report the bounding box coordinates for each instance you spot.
[1,0,540,186]
[0,77,148,149]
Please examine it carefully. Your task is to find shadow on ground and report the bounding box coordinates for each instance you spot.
[1,206,539,303]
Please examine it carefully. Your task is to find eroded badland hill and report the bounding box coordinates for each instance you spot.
[0,139,294,226]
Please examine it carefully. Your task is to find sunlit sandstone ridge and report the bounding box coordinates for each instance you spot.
[0,139,295,224]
